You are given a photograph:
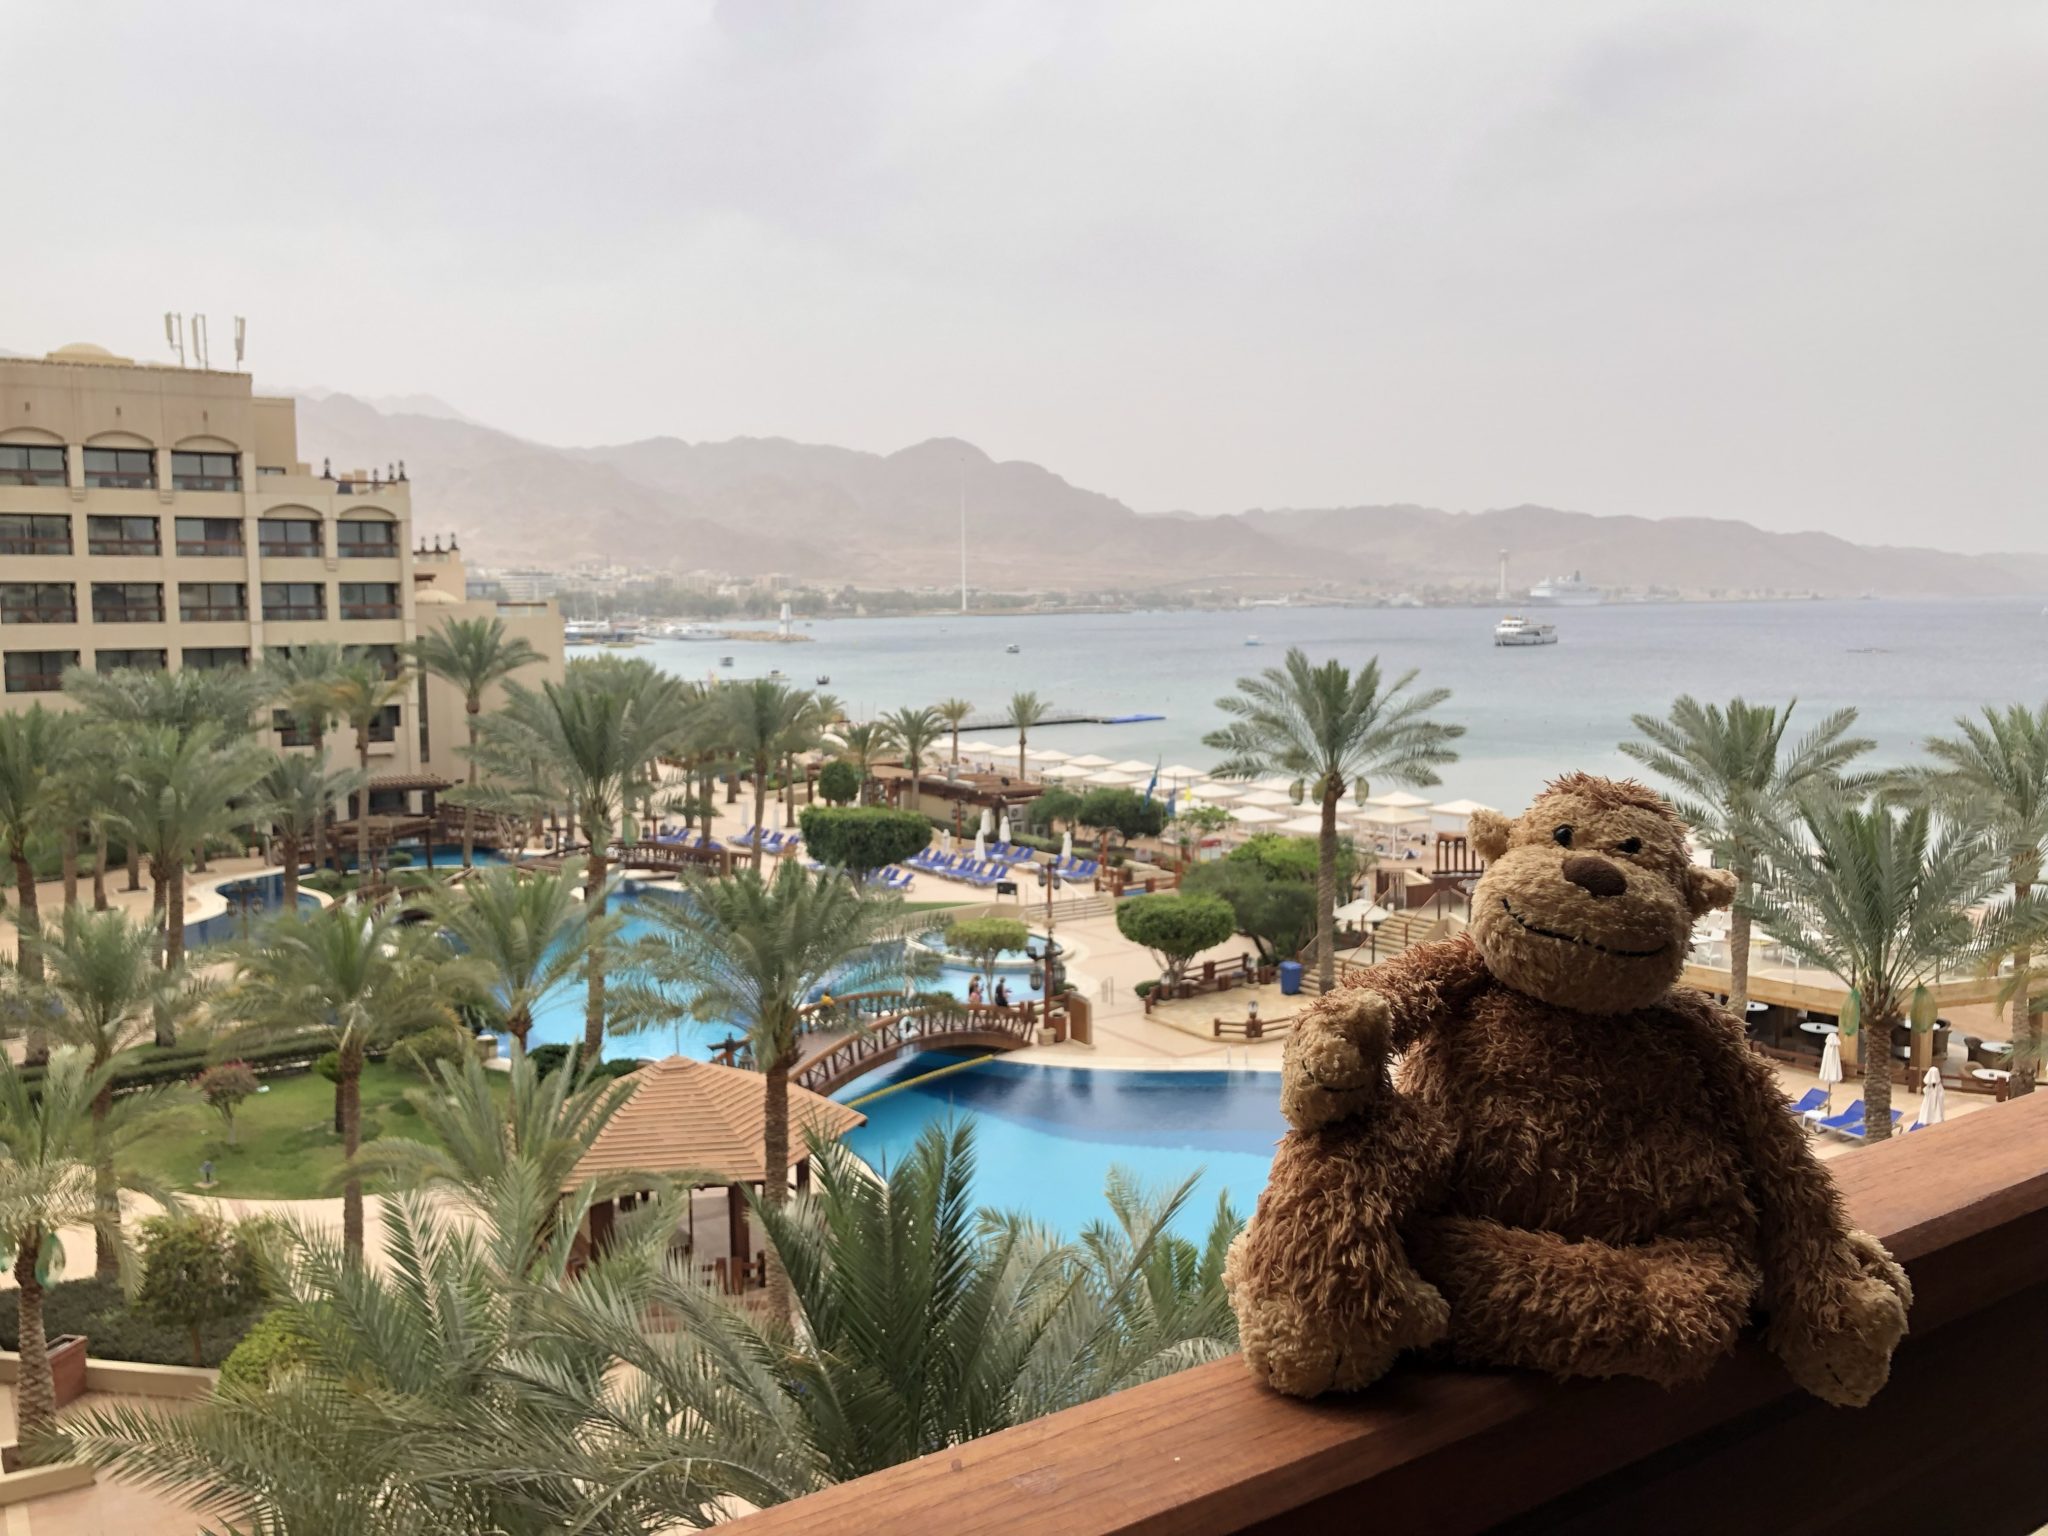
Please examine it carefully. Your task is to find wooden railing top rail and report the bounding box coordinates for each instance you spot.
[733,1094,2048,1535]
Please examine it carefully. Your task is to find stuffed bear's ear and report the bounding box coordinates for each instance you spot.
[1469,808,1512,863]
[1686,864,1738,917]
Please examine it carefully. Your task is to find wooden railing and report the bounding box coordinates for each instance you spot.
[732,1093,2048,1535]
[791,1003,1045,1096]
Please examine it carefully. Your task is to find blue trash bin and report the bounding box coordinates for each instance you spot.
[1278,960,1303,996]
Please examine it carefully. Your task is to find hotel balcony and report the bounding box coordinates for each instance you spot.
[733,1096,2048,1536]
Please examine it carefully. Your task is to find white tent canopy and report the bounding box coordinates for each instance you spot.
[1277,814,1326,836]
[1252,777,1303,797]
[1353,805,1431,828]
[1333,899,1393,925]
[1107,759,1155,776]
[1043,762,1091,781]
[1028,747,1073,763]
[1086,770,1143,787]
[1431,798,1497,818]
[1066,754,1114,769]
[1237,789,1294,808]
[1196,781,1246,802]
[1158,764,1208,782]
[1366,790,1433,809]
[1228,805,1286,826]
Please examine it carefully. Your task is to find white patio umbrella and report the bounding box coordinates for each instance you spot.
[1158,763,1207,784]
[1107,759,1154,776]
[1277,814,1326,836]
[1912,1064,1946,1128]
[974,828,988,861]
[1029,747,1073,763]
[1352,805,1431,829]
[1066,754,1114,769]
[1197,781,1246,802]
[1086,770,1142,787]
[1818,1030,1844,1115]
[979,807,994,837]
[1229,805,1286,826]
[1237,789,1293,808]
[1061,829,1073,861]
[1253,776,1304,798]
[1367,790,1433,809]
[998,814,1012,843]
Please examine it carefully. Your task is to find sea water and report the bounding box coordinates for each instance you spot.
[635,596,2048,812]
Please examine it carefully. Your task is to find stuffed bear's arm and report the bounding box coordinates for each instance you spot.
[1280,937,1492,1131]
[1677,991,1912,1407]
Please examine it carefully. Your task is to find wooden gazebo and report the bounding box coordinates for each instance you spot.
[567,1056,866,1292]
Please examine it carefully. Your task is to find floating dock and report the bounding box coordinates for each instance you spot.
[957,708,1164,732]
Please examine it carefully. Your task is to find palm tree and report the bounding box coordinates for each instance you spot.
[0,706,69,993]
[262,643,353,870]
[108,723,272,1004]
[937,697,974,766]
[622,863,932,1316]
[7,907,202,1277]
[411,617,543,868]
[424,861,611,1058]
[0,1048,175,1442]
[1008,691,1048,780]
[219,903,475,1258]
[881,705,943,807]
[64,663,268,743]
[475,659,693,1056]
[1747,798,2004,1140]
[836,720,897,807]
[1621,697,1874,1018]
[325,658,414,876]
[1205,650,1462,992]
[719,678,816,872]
[1884,703,2048,1096]
[258,752,364,911]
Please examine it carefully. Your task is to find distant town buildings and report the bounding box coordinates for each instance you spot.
[0,343,563,787]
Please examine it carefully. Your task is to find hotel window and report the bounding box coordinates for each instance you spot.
[3,651,78,693]
[91,583,165,624]
[0,514,71,556]
[337,519,399,557]
[366,703,400,743]
[0,583,77,625]
[181,646,248,671]
[257,516,320,556]
[349,642,402,678]
[261,582,326,621]
[170,450,240,492]
[0,444,67,487]
[174,516,244,556]
[178,582,247,622]
[340,582,400,620]
[271,708,318,747]
[95,648,167,674]
[87,515,161,556]
[83,447,156,489]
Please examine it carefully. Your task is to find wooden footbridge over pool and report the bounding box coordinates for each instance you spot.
[709,990,1070,1097]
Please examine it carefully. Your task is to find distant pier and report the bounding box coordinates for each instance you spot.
[956,707,1164,732]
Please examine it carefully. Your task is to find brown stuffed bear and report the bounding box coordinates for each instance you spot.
[1225,773,1911,1407]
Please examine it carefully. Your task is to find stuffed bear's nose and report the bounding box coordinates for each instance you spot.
[1562,855,1628,898]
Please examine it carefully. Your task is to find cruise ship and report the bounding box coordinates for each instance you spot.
[1528,570,1603,605]
[1494,614,1558,647]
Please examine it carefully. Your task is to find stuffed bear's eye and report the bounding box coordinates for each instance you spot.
[1617,837,1642,855]
[1553,825,1573,847]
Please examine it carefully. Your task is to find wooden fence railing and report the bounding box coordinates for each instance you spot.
[732,1093,2048,1535]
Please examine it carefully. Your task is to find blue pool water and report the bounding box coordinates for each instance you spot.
[838,1054,1283,1236]
[520,890,1051,1059]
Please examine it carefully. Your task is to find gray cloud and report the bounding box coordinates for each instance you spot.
[5,0,2043,550]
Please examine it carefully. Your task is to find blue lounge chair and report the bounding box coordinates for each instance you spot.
[1786,1088,1829,1116]
[731,826,763,849]
[1815,1101,1901,1138]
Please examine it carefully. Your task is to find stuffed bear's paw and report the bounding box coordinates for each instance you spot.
[1278,990,1394,1131]
[1767,1230,1911,1408]
[1226,1233,1448,1398]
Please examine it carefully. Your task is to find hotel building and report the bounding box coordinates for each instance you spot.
[0,342,563,810]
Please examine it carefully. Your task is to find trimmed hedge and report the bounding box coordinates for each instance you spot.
[798,805,930,874]
[218,1310,309,1392]
[0,1275,262,1368]
[12,1033,333,1094]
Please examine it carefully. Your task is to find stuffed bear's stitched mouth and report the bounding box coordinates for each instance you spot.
[1499,898,1668,959]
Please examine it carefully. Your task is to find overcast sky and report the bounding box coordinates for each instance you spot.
[6,1,2044,549]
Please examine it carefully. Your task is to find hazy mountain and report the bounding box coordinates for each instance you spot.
[288,393,2048,598]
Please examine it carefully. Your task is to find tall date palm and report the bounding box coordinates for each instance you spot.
[1008,691,1048,781]
[411,617,542,868]
[1205,650,1462,992]
[1621,697,1873,1017]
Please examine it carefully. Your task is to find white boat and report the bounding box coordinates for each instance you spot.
[1528,570,1603,606]
[1245,634,1260,646]
[670,623,722,642]
[1494,614,1558,647]
[1005,643,1020,654]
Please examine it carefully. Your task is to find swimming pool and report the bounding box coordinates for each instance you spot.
[838,1053,1283,1236]
[519,889,1052,1059]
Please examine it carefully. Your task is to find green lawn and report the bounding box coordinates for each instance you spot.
[130,1062,455,1199]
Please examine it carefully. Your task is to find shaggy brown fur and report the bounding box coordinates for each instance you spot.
[1227,775,1911,1407]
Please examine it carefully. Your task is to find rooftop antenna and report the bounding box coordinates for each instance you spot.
[164,313,186,368]
[1497,548,1509,602]
[233,316,246,371]
[191,314,210,371]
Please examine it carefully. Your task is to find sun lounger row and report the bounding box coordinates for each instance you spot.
[906,851,1014,887]
[1051,856,1099,882]
[1802,1097,1908,1139]
[653,829,723,851]
[730,827,803,855]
